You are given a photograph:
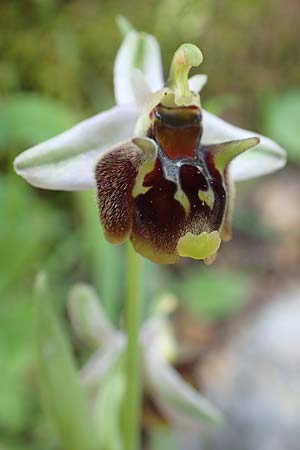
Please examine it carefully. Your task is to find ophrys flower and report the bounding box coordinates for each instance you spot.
[14,23,286,263]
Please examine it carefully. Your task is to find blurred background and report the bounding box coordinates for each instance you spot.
[0,0,300,449]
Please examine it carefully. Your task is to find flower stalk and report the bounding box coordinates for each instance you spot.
[123,242,143,450]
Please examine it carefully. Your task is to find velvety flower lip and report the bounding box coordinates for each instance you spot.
[14,23,286,263]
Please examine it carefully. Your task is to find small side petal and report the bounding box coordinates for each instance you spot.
[188,74,208,93]
[95,138,157,244]
[144,350,222,426]
[114,30,164,106]
[204,137,260,173]
[202,110,287,181]
[14,105,138,190]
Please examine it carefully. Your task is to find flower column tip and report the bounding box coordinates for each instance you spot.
[167,43,203,106]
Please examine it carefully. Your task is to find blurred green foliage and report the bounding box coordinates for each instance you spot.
[149,427,176,450]
[35,276,100,450]
[0,296,34,433]
[169,268,250,321]
[0,0,298,448]
[0,93,78,150]
[260,89,300,164]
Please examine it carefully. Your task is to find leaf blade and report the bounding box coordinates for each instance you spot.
[35,277,99,450]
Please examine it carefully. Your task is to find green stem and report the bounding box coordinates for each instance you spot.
[123,242,142,450]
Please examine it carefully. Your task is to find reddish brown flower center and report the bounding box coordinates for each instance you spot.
[149,104,202,160]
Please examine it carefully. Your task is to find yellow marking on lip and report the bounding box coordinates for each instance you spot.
[174,187,190,215]
[132,138,157,198]
[198,188,215,209]
[177,230,221,260]
[132,159,154,197]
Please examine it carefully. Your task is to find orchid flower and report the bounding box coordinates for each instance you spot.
[68,284,222,426]
[14,24,286,264]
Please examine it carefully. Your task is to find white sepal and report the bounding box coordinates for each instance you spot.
[114,30,164,106]
[14,105,138,190]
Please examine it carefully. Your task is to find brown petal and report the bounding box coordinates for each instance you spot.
[95,139,157,244]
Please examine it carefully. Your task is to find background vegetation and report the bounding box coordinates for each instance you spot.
[0,0,299,449]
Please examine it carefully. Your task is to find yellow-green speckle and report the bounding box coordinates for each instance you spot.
[177,231,221,260]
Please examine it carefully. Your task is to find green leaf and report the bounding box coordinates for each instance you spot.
[35,276,99,450]
[0,297,35,432]
[93,365,125,450]
[260,89,300,164]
